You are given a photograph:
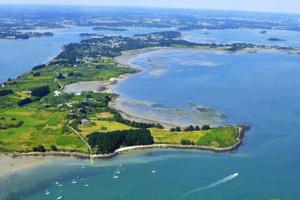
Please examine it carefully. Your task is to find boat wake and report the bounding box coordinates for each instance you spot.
[179,173,239,199]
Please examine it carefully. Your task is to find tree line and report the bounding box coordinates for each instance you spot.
[87,129,154,154]
[170,125,210,132]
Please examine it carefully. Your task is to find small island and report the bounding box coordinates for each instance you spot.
[259,30,267,34]
[92,26,128,31]
[0,31,54,40]
[0,31,252,159]
[267,37,286,42]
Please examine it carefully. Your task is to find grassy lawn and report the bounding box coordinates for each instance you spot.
[197,127,238,148]
[80,119,133,137]
[150,126,238,148]
[150,128,206,144]
[0,107,87,153]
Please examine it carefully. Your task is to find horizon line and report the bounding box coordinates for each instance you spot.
[0,4,299,15]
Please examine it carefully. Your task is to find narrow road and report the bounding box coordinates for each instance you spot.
[67,125,94,164]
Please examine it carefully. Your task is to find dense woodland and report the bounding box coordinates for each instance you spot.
[87,129,154,154]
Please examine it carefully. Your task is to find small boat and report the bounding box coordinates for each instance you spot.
[84,184,89,187]
[151,170,156,173]
[45,189,50,195]
[113,175,119,179]
[58,183,63,187]
[116,170,121,174]
[55,182,59,185]
[72,180,77,184]
[57,195,63,200]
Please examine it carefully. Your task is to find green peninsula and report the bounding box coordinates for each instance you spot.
[0,31,247,156]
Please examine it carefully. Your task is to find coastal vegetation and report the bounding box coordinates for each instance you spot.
[150,126,237,148]
[0,31,245,155]
[87,129,154,154]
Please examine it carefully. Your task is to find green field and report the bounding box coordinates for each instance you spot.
[80,119,133,137]
[150,126,238,147]
[197,127,238,147]
[0,107,87,152]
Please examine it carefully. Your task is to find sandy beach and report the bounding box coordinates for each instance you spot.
[0,154,49,178]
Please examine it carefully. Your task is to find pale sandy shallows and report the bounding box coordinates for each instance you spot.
[0,154,47,177]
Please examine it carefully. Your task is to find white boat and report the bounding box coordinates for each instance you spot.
[45,189,50,195]
[84,184,89,187]
[72,180,77,184]
[116,170,121,174]
[58,183,63,187]
[57,196,63,200]
[113,175,119,179]
[151,170,156,173]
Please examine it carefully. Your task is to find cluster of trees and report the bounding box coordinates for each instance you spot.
[56,73,65,80]
[0,89,13,96]
[31,71,41,77]
[180,139,195,145]
[170,125,210,132]
[32,145,58,152]
[17,98,32,106]
[32,64,46,71]
[68,71,83,77]
[0,117,24,130]
[87,129,154,154]
[32,145,46,152]
[31,85,50,97]
[113,111,163,129]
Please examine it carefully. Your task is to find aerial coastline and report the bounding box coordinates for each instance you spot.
[3,28,298,158]
[0,31,261,165]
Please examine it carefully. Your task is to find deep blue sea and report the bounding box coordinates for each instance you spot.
[1,28,300,200]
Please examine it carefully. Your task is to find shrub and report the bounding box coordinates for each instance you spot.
[175,127,181,132]
[51,145,58,151]
[32,72,41,77]
[180,139,192,145]
[33,145,46,152]
[155,124,164,129]
[56,73,65,80]
[184,125,194,132]
[32,64,46,70]
[17,98,32,106]
[202,125,210,130]
[0,89,13,96]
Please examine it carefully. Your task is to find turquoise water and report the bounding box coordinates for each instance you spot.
[1,29,300,199]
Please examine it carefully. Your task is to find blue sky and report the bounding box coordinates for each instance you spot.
[0,0,299,14]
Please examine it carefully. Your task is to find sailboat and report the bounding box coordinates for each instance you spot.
[45,189,50,195]
[57,195,63,200]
